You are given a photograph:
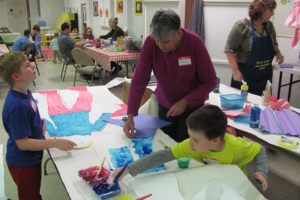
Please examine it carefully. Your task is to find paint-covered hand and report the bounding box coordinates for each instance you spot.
[167,98,188,117]
[55,139,76,151]
[275,52,284,64]
[112,166,129,182]
[123,115,135,138]
[232,69,244,82]
[254,172,268,191]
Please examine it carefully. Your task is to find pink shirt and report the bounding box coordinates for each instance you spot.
[128,29,217,115]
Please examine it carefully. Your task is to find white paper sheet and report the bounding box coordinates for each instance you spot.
[191,181,246,200]
[59,90,79,109]
[129,172,184,200]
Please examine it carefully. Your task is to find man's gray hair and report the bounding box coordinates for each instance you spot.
[150,9,181,41]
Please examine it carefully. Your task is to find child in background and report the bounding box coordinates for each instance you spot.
[113,104,269,191]
[0,52,76,200]
[49,32,62,63]
[81,27,95,40]
[32,25,44,59]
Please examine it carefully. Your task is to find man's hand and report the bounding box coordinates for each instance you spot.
[167,98,188,117]
[254,172,268,191]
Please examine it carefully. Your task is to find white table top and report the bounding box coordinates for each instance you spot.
[34,86,265,200]
[207,84,300,156]
[274,65,300,76]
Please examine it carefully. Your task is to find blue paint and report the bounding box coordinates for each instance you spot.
[45,112,111,137]
[131,138,153,158]
[131,139,165,173]
[109,146,134,168]
[93,183,121,199]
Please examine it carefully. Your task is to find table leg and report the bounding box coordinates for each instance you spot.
[288,74,294,102]
[277,71,283,99]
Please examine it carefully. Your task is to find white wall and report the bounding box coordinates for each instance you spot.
[0,0,9,28]
[6,0,28,33]
[38,0,64,30]
[64,0,90,34]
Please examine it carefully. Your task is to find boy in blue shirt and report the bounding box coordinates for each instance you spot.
[0,52,76,200]
[114,105,268,191]
[12,29,32,52]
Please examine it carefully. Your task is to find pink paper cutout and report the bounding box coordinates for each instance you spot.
[68,86,88,91]
[223,110,244,118]
[111,104,128,117]
[41,89,92,115]
[39,89,58,95]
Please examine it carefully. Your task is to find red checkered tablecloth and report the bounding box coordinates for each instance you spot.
[85,47,140,71]
[0,44,9,56]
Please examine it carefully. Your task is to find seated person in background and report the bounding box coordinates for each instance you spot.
[100,18,125,74]
[58,22,86,63]
[114,105,269,191]
[49,32,62,63]
[12,29,32,52]
[99,18,124,40]
[21,42,37,61]
[81,27,95,40]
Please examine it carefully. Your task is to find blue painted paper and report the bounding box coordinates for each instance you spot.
[46,112,111,137]
[109,146,134,168]
[131,139,165,173]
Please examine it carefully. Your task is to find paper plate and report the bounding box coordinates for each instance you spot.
[65,135,94,150]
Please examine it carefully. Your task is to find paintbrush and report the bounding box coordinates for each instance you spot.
[93,157,106,182]
[107,164,128,190]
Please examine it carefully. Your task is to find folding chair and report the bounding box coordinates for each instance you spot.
[71,48,102,86]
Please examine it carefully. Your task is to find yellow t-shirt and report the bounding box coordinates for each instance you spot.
[171,133,261,173]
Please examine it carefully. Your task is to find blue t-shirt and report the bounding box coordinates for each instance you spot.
[2,89,44,167]
[12,35,29,52]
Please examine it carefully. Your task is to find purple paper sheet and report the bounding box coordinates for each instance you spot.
[103,114,171,130]
[260,107,300,137]
[134,128,157,139]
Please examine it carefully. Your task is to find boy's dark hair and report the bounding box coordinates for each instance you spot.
[24,29,31,36]
[0,52,26,87]
[186,104,227,140]
[61,22,71,31]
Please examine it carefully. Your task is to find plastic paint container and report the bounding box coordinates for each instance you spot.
[177,158,191,169]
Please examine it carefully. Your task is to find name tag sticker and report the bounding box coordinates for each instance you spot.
[178,56,191,66]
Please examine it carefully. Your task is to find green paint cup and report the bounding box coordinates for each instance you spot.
[177,157,191,169]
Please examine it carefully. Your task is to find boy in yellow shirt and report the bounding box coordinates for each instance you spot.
[114,104,268,191]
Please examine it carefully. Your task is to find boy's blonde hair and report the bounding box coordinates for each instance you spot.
[0,52,26,87]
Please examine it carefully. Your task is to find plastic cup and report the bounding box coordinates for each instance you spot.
[177,158,191,169]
